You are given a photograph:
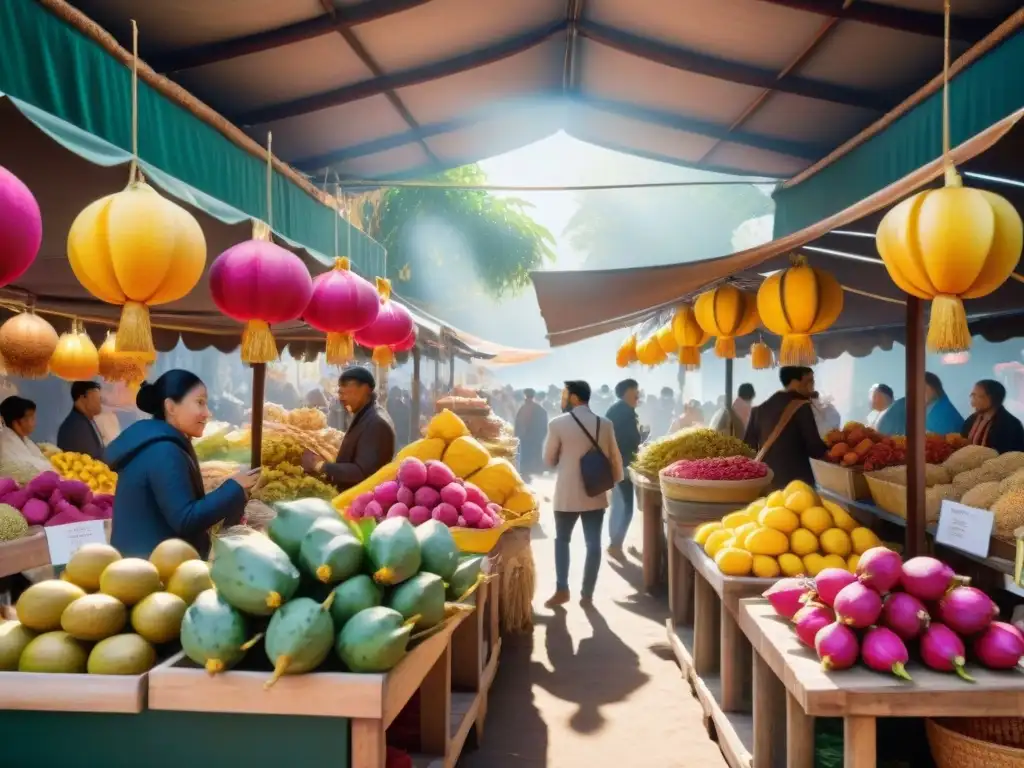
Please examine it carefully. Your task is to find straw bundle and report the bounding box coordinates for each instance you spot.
[498,528,536,634]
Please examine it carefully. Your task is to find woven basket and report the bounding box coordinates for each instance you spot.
[810,459,871,500]
[864,475,943,524]
[946,718,1024,749]
[658,470,772,504]
[927,718,1024,767]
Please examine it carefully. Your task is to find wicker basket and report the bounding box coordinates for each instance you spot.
[945,718,1024,749]
[658,470,773,504]
[811,458,871,500]
[864,475,943,524]
[927,718,1024,768]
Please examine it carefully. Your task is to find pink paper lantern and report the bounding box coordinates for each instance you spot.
[354,278,414,367]
[209,239,313,362]
[0,165,42,287]
[392,330,417,353]
[304,257,379,365]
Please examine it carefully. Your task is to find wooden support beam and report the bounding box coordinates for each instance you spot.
[562,0,585,93]
[152,0,436,73]
[250,363,267,469]
[905,296,927,558]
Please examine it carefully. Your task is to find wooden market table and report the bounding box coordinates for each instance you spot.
[666,536,775,768]
[738,598,1024,768]
[629,468,664,593]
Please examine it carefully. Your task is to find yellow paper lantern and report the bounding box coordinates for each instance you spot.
[876,169,1022,352]
[655,324,679,355]
[67,181,206,356]
[49,322,100,381]
[750,341,775,370]
[615,334,637,368]
[671,306,709,368]
[98,332,154,385]
[757,257,843,366]
[694,284,759,359]
[0,311,59,378]
[636,335,667,366]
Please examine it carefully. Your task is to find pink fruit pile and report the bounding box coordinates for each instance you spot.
[0,471,112,526]
[348,458,502,530]
[762,548,1022,681]
[663,456,768,481]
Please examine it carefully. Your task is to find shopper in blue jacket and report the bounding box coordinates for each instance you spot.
[106,370,257,558]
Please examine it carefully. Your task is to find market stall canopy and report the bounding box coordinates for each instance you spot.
[58,0,1020,181]
[438,330,550,367]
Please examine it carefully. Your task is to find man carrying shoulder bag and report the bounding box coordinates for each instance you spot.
[543,380,624,608]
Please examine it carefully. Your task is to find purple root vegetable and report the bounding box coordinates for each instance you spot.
[814,568,858,608]
[920,623,974,681]
[937,586,998,637]
[0,477,18,498]
[861,626,912,680]
[833,581,883,628]
[396,458,428,490]
[424,460,456,489]
[373,481,400,508]
[973,622,1024,671]
[439,482,468,508]
[396,485,415,508]
[386,502,410,519]
[793,603,835,648]
[814,622,860,671]
[408,505,432,526]
[460,501,484,527]
[763,578,812,620]
[364,500,384,521]
[900,556,965,602]
[414,486,441,510]
[349,492,373,519]
[463,482,490,509]
[476,514,496,529]
[20,497,51,526]
[456,515,467,527]
[880,592,930,641]
[432,502,459,527]
[856,547,903,594]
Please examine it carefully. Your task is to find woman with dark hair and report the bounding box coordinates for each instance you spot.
[962,379,1024,454]
[105,370,258,557]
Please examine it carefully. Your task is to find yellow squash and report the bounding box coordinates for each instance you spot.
[756,257,843,366]
[694,284,758,359]
[671,305,708,368]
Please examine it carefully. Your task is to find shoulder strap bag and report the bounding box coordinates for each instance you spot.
[755,399,809,463]
[570,412,616,497]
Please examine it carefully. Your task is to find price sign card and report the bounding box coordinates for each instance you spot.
[44,520,107,565]
[936,500,994,559]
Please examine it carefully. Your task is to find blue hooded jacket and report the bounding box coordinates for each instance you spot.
[876,394,965,437]
[105,419,246,558]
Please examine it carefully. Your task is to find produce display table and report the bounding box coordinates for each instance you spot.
[0,521,113,579]
[666,536,775,768]
[737,598,1024,768]
[629,468,664,593]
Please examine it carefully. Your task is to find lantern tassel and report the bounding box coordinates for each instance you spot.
[678,346,701,367]
[927,294,971,353]
[325,332,354,366]
[241,320,278,363]
[713,337,736,359]
[372,346,394,368]
[116,301,155,356]
[780,334,817,366]
[751,343,775,370]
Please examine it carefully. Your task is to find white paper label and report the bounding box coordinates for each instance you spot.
[936,500,994,559]
[44,521,108,566]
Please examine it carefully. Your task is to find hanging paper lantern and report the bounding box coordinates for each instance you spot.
[694,284,759,359]
[0,311,59,378]
[67,181,206,355]
[757,256,843,366]
[876,171,1023,353]
[353,278,414,367]
[50,322,100,381]
[615,334,637,368]
[750,341,775,370]
[635,334,667,367]
[209,235,313,363]
[0,165,42,287]
[655,324,679,355]
[671,306,708,368]
[304,257,380,366]
[98,332,153,385]
[393,330,417,353]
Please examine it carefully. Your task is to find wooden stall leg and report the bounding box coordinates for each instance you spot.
[692,573,720,676]
[753,653,786,768]
[843,717,877,768]
[351,719,386,768]
[419,643,451,760]
[720,604,751,712]
[451,588,483,691]
[668,524,695,627]
[786,692,814,768]
[642,494,661,594]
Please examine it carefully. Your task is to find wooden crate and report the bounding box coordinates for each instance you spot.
[0,668,147,713]
[811,458,871,501]
[0,527,48,578]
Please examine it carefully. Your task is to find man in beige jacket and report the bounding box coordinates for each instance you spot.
[543,380,624,608]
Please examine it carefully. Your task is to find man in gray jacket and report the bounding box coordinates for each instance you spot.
[543,380,624,608]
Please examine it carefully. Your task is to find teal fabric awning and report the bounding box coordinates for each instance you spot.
[773,28,1024,238]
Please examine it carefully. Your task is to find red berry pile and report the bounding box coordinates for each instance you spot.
[663,456,768,481]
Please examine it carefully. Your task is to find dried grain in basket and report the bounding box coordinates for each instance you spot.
[926,718,1024,768]
[658,471,773,504]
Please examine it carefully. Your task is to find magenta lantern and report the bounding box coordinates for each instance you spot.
[354,278,414,367]
[209,239,313,363]
[393,330,417,353]
[0,165,42,287]
[304,257,379,366]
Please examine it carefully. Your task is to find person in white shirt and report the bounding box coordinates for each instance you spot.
[866,383,894,428]
[0,396,54,474]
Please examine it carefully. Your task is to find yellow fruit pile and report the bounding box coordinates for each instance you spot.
[695,480,882,578]
[49,452,117,494]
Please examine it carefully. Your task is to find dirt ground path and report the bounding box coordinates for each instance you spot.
[460,476,727,768]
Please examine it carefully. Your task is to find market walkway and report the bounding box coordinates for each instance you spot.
[461,476,727,768]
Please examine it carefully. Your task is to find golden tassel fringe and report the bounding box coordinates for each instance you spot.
[372,346,394,368]
[927,294,972,353]
[241,320,278,363]
[678,346,701,367]
[751,343,775,370]
[116,301,155,356]
[779,334,817,366]
[325,332,354,366]
[714,336,736,359]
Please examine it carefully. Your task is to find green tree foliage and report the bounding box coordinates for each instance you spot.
[368,164,555,300]
[565,182,773,269]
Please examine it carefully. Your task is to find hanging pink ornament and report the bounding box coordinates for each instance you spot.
[0,165,42,287]
[354,278,414,367]
[304,257,380,365]
[392,330,417,353]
